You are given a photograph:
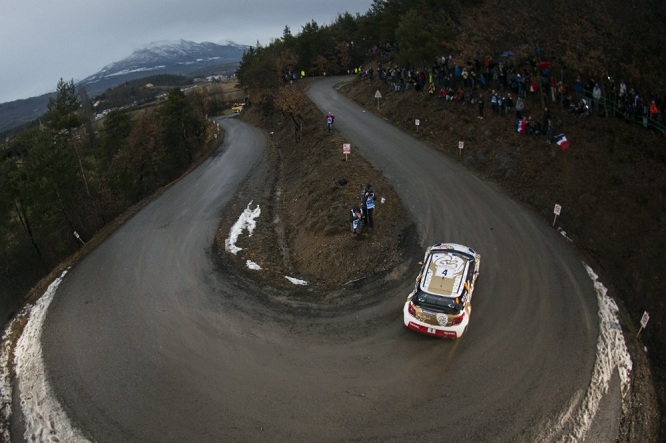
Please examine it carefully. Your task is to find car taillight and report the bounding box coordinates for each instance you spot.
[408,302,416,316]
[451,312,465,325]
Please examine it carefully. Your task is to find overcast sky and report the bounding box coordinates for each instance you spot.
[1,0,374,104]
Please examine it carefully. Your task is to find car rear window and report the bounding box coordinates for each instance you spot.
[413,291,461,314]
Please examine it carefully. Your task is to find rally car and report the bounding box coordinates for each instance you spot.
[403,243,481,339]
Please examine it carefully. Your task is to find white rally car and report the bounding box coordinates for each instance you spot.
[403,243,481,338]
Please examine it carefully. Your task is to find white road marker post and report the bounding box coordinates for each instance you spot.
[73,231,85,245]
[552,203,562,226]
[637,311,649,338]
[343,143,351,161]
[458,140,464,156]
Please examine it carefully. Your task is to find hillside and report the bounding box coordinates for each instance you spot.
[448,0,665,94]
[215,95,416,293]
[0,95,51,135]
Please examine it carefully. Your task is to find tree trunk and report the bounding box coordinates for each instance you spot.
[14,200,44,262]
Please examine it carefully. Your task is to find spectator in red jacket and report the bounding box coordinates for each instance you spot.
[648,101,659,120]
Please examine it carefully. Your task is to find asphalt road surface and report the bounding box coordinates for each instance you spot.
[36,78,618,442]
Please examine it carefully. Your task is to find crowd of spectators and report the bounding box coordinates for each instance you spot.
[359,47,665,138]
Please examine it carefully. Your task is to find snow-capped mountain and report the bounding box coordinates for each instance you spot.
[0,39,249,134]
[78,39,249,95]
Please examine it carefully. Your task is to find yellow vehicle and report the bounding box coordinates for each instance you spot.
[231,103,244,113]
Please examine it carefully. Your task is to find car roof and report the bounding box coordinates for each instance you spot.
[419,246,473,298]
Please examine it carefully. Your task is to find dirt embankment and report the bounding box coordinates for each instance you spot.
[214,95,415,296]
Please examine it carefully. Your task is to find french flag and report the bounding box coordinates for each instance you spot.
[515,119,526,133]
[554,133,570,151]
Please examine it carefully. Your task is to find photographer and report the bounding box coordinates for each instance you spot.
[363,184,376,228]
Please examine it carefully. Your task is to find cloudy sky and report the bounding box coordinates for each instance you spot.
[1,0,374,104]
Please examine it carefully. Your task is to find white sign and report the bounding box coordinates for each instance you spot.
[415,119,420,126]
[342,143,351,154]
[374,90,382,110]
[637,310,650,337]
[552,203,562,226]
[458,140,464,150]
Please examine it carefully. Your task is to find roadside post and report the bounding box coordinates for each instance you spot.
[73,231,85,245]
[637,311,649,337]
[458,140,464,156]
[374,90,382,109]
[552,203,562,226]
[415,119,420,131]
[343,143,351,161]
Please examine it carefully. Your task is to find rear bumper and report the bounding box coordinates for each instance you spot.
[403,304,466,339]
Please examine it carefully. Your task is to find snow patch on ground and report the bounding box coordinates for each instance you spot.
[246,260,262,270]
[0,315,22,441]
[284,276,308,286]
[226,203,307,286]
[225,201,261,254]
[540,263,632,442]
[3,270,90,442]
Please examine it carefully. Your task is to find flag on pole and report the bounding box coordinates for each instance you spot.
[554,133,570,151]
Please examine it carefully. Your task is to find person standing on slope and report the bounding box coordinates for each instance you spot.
[363,185,376,228]
[326,112,335,132]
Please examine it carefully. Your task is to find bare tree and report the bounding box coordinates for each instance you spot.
[274,86,309,141]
